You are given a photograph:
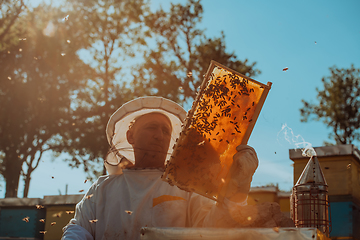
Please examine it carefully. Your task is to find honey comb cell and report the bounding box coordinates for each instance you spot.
[162,61,271,202]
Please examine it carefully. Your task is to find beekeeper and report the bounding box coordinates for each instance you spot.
[62,96,259,240]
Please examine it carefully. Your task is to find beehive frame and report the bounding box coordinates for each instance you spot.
[162,60,272,202]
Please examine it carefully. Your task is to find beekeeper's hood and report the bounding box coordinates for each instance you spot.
[105,96,187,175]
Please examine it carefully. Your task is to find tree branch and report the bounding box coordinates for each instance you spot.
[0,0,25,42]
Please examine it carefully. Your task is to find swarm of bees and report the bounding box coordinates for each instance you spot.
[163,63,270,201]
[20,178,87,233]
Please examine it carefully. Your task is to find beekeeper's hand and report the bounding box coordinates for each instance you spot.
[224,145,259,204]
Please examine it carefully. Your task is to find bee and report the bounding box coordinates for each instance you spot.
[252,102,255,106]
[39,231,47,234]
[79,189,85,193]
[36,204,44,209]
[84,179,90,183]
[273,227,280,233]
[85,194,93,199]
[282,67,288,72]
[22,216,30,223]
[66,211,75,214]
[54,212,62,218]
[51,222,56,226]
[89,219,98,223]
[125,210,133,215]
[39,219,45,223]
[249,119,253,122]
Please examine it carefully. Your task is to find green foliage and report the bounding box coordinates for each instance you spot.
[300,65,360,145]
[0,3,90,197]
[0,0,26,50]
[58,0,149,179]
[132,0,260,104]
[0,0,263,197]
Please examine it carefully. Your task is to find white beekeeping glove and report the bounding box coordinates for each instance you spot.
[224,145,259,204]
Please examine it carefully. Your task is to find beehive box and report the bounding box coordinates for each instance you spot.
[0,198,46,239]
[162,60,271,202]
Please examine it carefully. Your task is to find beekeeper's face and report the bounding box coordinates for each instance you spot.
[126,113,172,168]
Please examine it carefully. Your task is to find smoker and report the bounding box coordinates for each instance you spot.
[291,155,331,236]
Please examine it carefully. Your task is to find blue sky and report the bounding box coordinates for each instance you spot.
[1,0,359,198]
[197,0,360,190]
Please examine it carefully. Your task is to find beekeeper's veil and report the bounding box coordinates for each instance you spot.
[105,96,187,175]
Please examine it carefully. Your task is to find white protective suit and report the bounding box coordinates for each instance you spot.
[62,169,246,240]
[62,97,255,239]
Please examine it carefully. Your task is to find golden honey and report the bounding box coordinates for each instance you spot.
[162,61,271,202]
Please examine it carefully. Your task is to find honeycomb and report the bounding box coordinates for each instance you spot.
[162,61,271,202]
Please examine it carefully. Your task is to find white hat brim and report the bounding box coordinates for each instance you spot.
[105,97,187,174]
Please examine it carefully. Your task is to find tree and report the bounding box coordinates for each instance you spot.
[132,0,260,104]
[0,0,263,197]
[67,0,261,178]
[0,3,91,197]
[58,0,149,178]
[0,0,26,45]
[300,65,360,145]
